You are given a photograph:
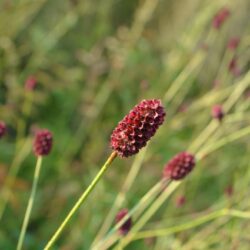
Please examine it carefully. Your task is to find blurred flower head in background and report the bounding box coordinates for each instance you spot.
[227,37,240,50]
[33,129,53,156]
[211,105,224,122]
[25,76,37,91]
[115,208,132,235]
[0,121,7,139]
[175,195,186,207]
[163,152,195,180]
[212,7,230,29]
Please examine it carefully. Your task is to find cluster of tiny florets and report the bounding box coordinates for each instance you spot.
[211,105,224,121]
[115,208,132,235]
[228,57,240,76]
[25,75,37,91]
[175,195,186,208]
[0,121,6,138]
[33,129,53,156]
[110,99,166,157]
[163,152,195,180]
[227,37,240,50]
[212,7,230,29]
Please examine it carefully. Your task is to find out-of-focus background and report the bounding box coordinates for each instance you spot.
[0,0,250,249]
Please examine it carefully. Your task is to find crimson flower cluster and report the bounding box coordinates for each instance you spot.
[227,37,240,50]
[110,99,166,157]
[175,195,186,208]
[163,152,195,180]
[211,105,224,121]
[212,7,230,29]
[115,208,132,235]
[33,129,53,156]
[0,121,6,138]
[228,57,240,76]
[25,75,37,91]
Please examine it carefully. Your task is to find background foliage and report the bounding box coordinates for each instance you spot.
[0,0,250,249]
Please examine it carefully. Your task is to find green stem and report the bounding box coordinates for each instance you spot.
[17,156,43,250]
[116,182,180,249]
[197,125,250,160]
[94,180,165,250]
[130,209,250,241]
[44,151,117,250]
[92,147,148,247]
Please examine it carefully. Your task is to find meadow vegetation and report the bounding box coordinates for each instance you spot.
[0,0,250,249]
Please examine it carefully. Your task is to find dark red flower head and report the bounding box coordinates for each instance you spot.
[0,121,6,138]
[211,105,224,121]
[110,99,166,157]
[25,75,37,91]
[225,185,233,197]
[163,152,195,180]
[175,195,186,208]
[212,7,230,29]
[115,208,132,235]
[33,129,53,156]
[228,57,240,76]
[227,37,240,50]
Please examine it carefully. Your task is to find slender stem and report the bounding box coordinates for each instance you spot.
[93,180,165,250]
[196,125,250,160]
[17,156,43,250]
[92,147,148,247]
[44,152,117,250]
[116,182,180,249]
[130,209,250,241]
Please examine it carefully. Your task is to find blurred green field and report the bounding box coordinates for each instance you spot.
[0,0,250,249]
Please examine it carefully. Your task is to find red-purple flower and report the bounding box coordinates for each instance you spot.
[175,195,186,208]
[25,75,37,91]
[227,37,240,50]
[211,105,224,121]
[110,99,166,157]
[0,121,6,138]
[228,57,240,76]
[115,208,132,235]
[33,129,53,156]
[212,7,230,29]
[163,152,195,180]
[225,185,233,197]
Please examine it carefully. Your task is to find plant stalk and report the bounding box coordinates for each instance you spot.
[44,151,117,250]
[17,156,43,250]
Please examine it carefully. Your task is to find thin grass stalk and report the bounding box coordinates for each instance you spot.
[17,156,43,250]
[93,180,165,250]
[115,182,180,249]
[189,70,250,153]
[92,146,148,246]
[129,209,250,241]
[44,152,117,250]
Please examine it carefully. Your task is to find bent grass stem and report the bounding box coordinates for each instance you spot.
[130,209,250,241]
